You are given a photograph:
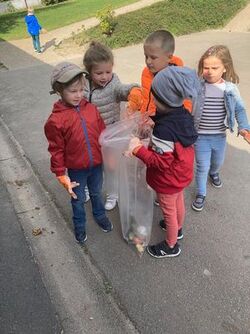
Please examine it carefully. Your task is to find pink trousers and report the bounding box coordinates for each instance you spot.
[157,191,185,247]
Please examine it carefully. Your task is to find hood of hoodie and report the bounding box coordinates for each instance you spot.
[151,107,198,147]
[52,98,88,113]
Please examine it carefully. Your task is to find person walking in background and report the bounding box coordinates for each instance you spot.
[191,45,250,212]
[44,62,113,245]
[25,8,43,53]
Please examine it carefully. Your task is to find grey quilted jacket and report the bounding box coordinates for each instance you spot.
[83,73,138,125]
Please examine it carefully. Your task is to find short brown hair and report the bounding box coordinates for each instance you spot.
[144,30,175,55]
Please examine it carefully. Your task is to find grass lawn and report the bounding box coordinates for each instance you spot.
[0,0,139,41]
[71,0,249,49]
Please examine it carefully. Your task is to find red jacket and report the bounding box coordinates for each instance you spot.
[44,99,105,176]
[135,108,197,194]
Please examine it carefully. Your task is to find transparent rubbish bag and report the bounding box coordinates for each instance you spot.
[118,154,154,255]
[99,113,154,255]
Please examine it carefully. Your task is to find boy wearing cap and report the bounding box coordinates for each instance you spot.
[44,62,113,245]
[125,66,199,258]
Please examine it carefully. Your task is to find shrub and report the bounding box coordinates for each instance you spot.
[41,0,65,6]
[96,5,116,36]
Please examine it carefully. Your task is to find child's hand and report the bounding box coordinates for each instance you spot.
[57,175,79,199]
[41,28,47,34]
[123,137,142,157]
[127,87,143,112]
[239,129,250,144]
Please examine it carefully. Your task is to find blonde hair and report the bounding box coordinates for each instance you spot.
[198,45,239,84]
[83,41,114,73]
[27,7,34,14]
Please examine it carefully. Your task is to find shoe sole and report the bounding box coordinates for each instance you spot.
[104,205,117,211]
[159,224,183,240]
[211,182,222,188]
[191,203,204,212]
[147,247,181,258]
[76,235,87,245]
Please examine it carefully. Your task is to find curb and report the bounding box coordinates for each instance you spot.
[0,116,139,334]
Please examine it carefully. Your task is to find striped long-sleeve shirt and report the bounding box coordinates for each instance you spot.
[198,82,227,134]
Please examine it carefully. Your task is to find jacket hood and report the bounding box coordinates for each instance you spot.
[52,98,88,113]
[152,107,198,147]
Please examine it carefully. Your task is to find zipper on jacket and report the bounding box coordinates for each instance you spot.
[75,105,94,167]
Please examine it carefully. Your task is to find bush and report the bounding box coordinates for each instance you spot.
[96,5,116,36]
[41,0,65,6]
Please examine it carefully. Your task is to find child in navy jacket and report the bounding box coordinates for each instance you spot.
[126,66,199,258]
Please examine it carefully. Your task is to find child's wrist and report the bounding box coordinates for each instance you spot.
[132,145,142,155]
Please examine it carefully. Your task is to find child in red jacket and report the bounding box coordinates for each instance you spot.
[125,66,199,258]
[44,62,113,245]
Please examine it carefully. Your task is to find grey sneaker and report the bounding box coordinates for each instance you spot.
[209,173,222,188]
[159,220,183,240]
[192,195,206,212]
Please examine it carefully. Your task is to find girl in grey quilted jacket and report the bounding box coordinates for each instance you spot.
[83,41,138,210]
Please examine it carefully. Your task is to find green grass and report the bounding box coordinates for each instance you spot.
[0,0,138,41]
[72,0,249,49]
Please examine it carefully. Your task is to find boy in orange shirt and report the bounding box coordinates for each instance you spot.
[128,30,192,115]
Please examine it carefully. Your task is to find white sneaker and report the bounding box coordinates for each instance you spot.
[105,197,117,210]
[84,187,90,203]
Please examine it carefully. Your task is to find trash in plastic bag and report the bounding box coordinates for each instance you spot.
[99,113,154,255]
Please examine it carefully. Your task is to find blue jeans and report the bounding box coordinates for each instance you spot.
[31,34,41,52]
[68,165,106,238]
[194,134,227,196]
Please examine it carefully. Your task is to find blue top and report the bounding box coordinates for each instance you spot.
[25,14,41,35]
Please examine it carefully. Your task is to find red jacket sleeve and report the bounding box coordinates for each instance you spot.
[44,116,66,176]
[135,146,174,171]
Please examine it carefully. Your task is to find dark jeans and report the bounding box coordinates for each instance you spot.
[31,34,41,52]
[68,165,106,238]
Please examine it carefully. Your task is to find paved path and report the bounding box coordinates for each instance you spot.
[0,0,162,68]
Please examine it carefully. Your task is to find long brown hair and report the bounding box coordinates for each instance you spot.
[198,45,239,84]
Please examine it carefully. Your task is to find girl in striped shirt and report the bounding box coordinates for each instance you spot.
[192,45,250,211]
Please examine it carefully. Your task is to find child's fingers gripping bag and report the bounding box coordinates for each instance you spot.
[99,113,154,255]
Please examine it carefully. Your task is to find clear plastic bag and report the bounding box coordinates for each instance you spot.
[99,114,154,255]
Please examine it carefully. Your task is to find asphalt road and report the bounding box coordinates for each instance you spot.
[0,175,62,334]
